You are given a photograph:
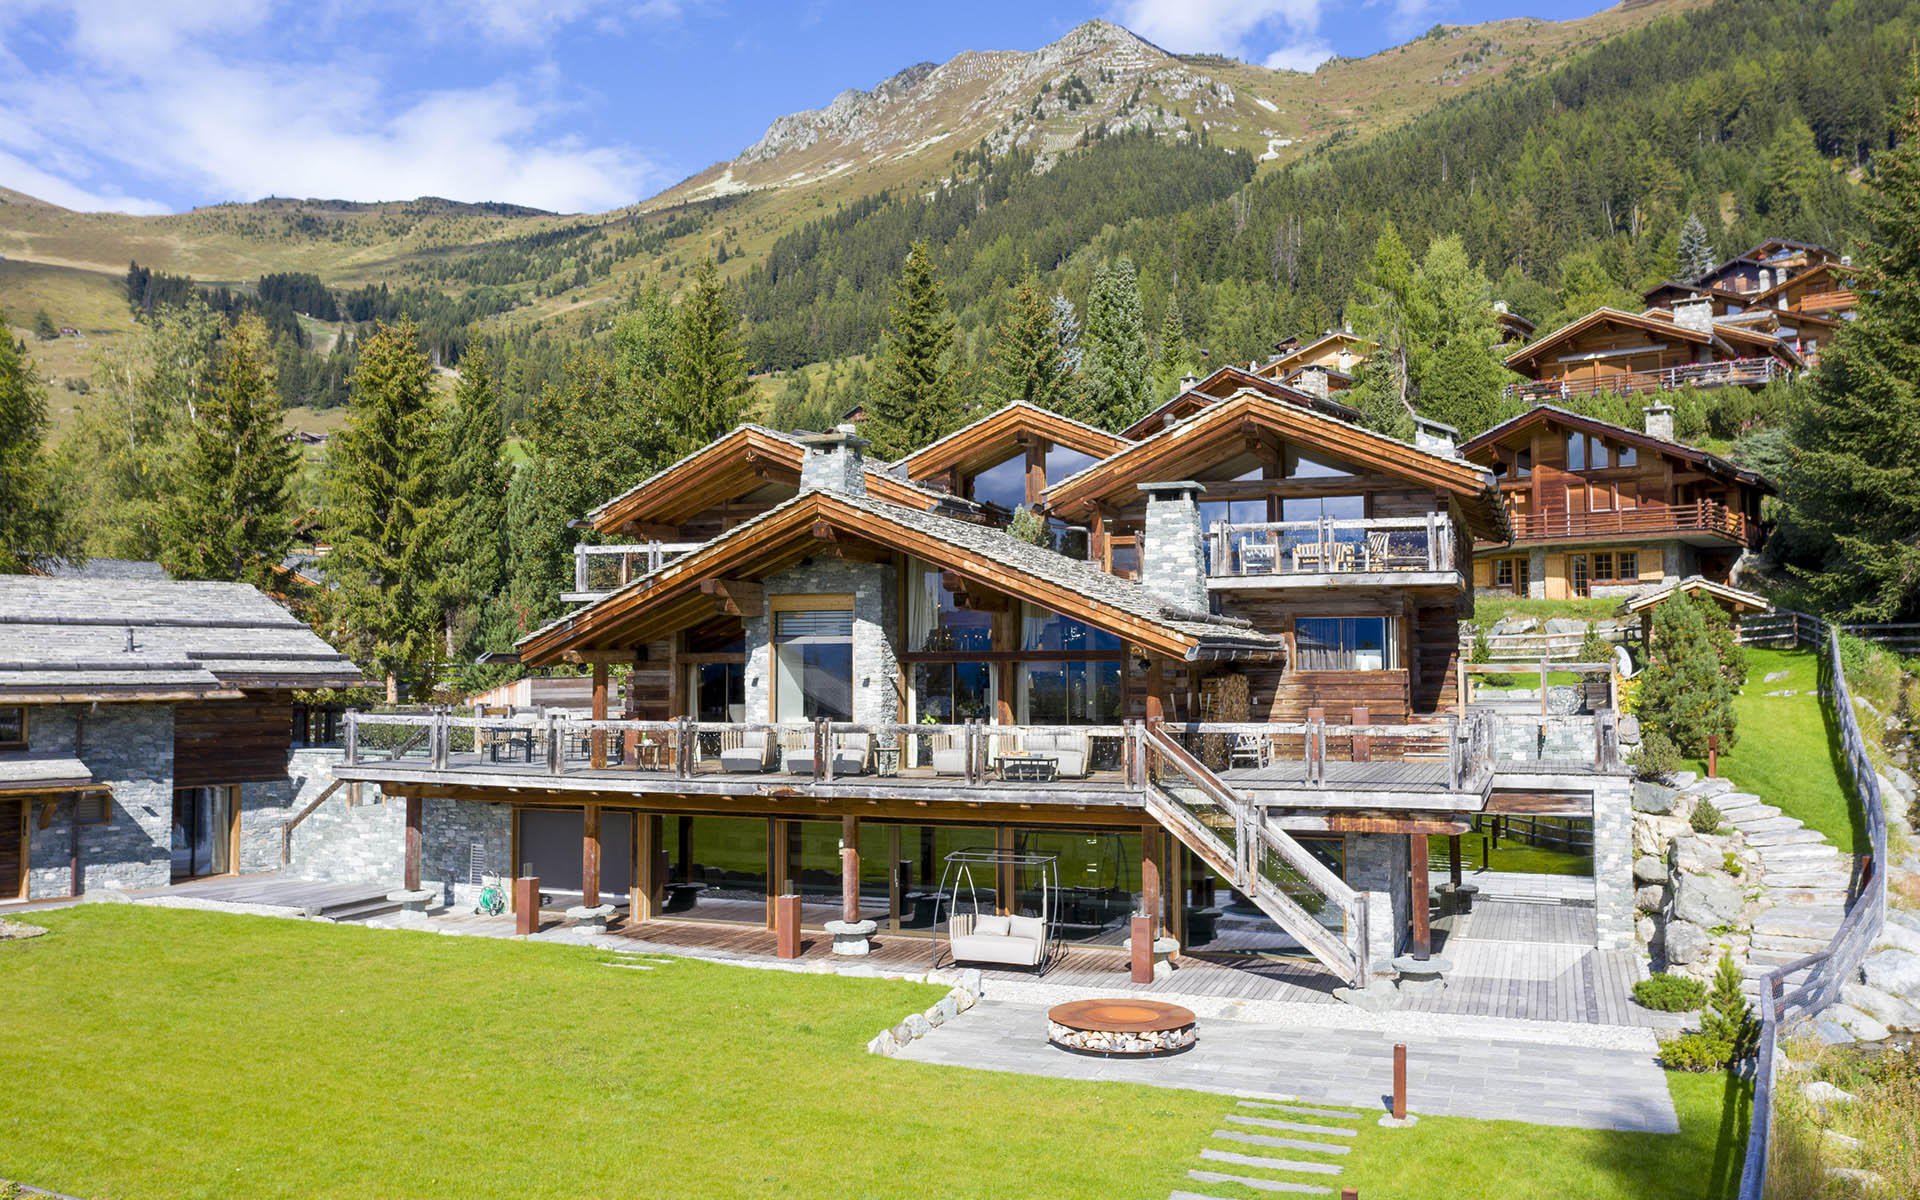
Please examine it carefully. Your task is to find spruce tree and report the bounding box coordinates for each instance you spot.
[323,321,441,701]
[1639,593,1738,756]
[1785,72,1920,620]
[866,241,960,459]
[32,308,57,341]
[658,259,751,466]
[1050,292,1083,375]
[1346,224,1419,439]
[1081,257,1151,430]
[1677,213,1717,284]
[427,342,510,661]
[987,269,1069,411]
[0,316,75,571]
[156,315,298,585]
[1149,298,1195,405]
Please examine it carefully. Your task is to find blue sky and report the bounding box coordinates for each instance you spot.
[2,1,1606,215]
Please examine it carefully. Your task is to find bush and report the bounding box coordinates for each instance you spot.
[1007,505,1049,547]
[1691,797,1723,833]
[1633,973,1707,1012]
[1579,621,1612,666]
[1640,593,1739,755]
[1633,728,1681,782]
[1659,1030,1733,1072]
[1702,951,1758,1061]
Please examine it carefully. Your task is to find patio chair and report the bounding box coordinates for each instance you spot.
[1364,530,1390,571]
[929,733,968,776]
[831,731,871,776]
[718,730,779,773]
[1238,541,1278,575]
[1229,733,1270,770]
[1290,541,1326,573]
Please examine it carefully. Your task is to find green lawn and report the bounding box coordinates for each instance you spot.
[1679,647,1862,855]
[1471,595,1625,627]
[2,908,1754,1200]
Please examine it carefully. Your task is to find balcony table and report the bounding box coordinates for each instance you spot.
[998,753,1059,783]
[485,727,534,764]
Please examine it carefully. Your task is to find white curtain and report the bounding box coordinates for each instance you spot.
[907,558,937,652]
[1021,603,1050,652]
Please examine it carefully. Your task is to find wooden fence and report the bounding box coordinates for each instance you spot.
[1738,623,1890,1200]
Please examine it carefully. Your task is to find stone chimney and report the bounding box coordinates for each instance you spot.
[1643,402,1675,442]
[799,424,868,497]
[1413,415,1459,457]
[1294,366,1330,400]
[1672,295,1715,335]
[1178,373,1200,392]
[1138,482,1208,613]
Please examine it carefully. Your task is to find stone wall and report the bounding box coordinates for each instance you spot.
[1592,776,1636,950]
[421,797,513,910]
[743,557,901,729]
[285,771,403,888]
[1140,484,1207,613]
[25,704,173,898]
[1343,832,1410,969]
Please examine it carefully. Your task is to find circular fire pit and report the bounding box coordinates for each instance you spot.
[1047,998,1197,1057]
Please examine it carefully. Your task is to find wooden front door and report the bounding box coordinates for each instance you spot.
[0,797,25,901]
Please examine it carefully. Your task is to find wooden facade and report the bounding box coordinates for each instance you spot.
[1502,308,1801,402]
[173,697,297,789]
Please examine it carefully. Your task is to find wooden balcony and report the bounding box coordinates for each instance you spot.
[1489,500,1758,549]
[1205,516,1459,590]
[563,541,702,603]
[1502,356,1789,403]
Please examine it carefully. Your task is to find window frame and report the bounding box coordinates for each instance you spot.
[1292,616,1397,672]
[0,706,24,750]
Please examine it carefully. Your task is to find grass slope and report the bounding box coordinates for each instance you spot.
[0,906,1224,1199]
[1681,647,1862,855]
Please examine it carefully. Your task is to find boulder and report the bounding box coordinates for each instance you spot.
[1499,617,1539,636]
[1671,871,1742,927]
[1665,920,1712,965]
[1824,1167,1883,1191]
[1860,947,1920,996]
[1633,857,1668,885]
[1873,919,1920,956]
[1670,770,1700,788]
[1826,1003,1892,1043]
[865,1030,899,1056]
[1669,835,1720,876]
[904,1012,933,1039]
[1617,714,1642,746]
[1636,915,1657,944]
[1840,981,1920,1030]
[1635,885,1667,913]
[1632,780,1678,814]
[1633,814,1690,858]
[1544,617,1585,635]
[1800,1080,1859,1107]
[1822,1130,1863,1154]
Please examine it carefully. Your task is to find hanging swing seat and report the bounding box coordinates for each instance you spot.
[949,912,1048,966]
[936,848,1061,973]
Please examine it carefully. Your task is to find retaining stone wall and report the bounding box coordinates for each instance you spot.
[1343,832,1411,969]
[421,797,512,910]
[1592,777,1636,950]
[285,768,403,888]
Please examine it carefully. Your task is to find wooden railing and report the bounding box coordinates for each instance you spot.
[1503,356,1788,402]
[1738,624,1888,1200]
[1495,500,1756,547]
[569,541,701,596]
[1207,515,1455,578]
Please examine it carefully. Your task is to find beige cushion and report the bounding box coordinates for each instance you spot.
[949,934,1044,966]
[1007,914,1044,941]
[972,914,1011,937]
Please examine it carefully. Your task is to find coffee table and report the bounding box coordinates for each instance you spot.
[998,754,1058,783]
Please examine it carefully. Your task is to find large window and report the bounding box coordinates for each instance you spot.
[1020,604,1121,653]
[0,706,24,750]
[906,561,992,653]
[1201,496,1270,574]
[1021,661,1124,725]
[1285,447,1356,478]
[171,786,234,879]
[772,605,853,722]
[661,815,768,925]
[694,662,745,722]
[968,455,1028,511]
[1295,617,1394,671]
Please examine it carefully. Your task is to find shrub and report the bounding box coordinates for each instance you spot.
[1640,593,1739,755]
[1633,728,1681,782]
[1633,973,1707,1012]
[1691,797,1723,833]
[1701,951,1758,1061]
[1723,851,1743,877]
[1007,505,1049,547]
[1659,1030,1733,1072]
[1579,621,1612,666]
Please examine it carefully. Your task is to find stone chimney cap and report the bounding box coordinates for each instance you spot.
[1413,415,1459,438]
[800,423,870,452]
[1137,480,1207,498]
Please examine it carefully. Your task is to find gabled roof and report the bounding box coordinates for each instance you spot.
[584,424,947,534]
[1044,393,1508,541]
[1749,258,1856,306]
[1504,306,1802,370]
[1744,238,1834,262]
[520,489,1286,665]
[1254,330,1375,378]
[1641,279,1752,308]
[1620,575,1771,617]
[1457,405,1775,494]
[890,400,1130,482]
[0,578,363,700]
[1119,366,1360,440]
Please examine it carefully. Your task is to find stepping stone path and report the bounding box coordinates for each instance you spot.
[1173,1099,1365,1198]
[1712,789,1852,1001]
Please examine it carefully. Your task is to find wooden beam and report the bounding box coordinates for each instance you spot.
[1411,832,1430,960]
[841,815,859,924]
[699,578,764,617]
[404,795,422,891]
[591,662,609,770]
[582,802,602,909]
[1141,822,1163,940]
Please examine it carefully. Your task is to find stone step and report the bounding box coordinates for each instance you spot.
[1748,945,1832,966]
[1236,1102,1362,1121]
[1759,844,1847,862]
[1200,1149,1343,1176]
[1187,1170,1333,1195]
[1727,805,1783,823]
[1767,891,1850,908]
[1739,816,1808,833]
[1715,792,1765,810]
[1225,1115,1359,1138]
[1214,1130,1353,1156]
[1172,1192,1265,1200]
[1746,830,1828,848]
[323,899,402,922]
[1761,873,1851,888]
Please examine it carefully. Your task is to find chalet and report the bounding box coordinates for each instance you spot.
[0,578,361,902]
[1253,330,1375,381]
[1502,301,1804,404]
[1119,366,1361,440]
[323,393,1636,995]
[1459,404,1774,600]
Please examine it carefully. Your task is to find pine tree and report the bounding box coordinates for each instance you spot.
[1784,72,1920,620]
[1701,951,1758,1061]
[866,241,960,459]
[155,315,298,585]
[987,269,1070,410]
[1346,224,1419,439]
[1149,298,1195,405]
[657,259,751,466]
[1639,592,1738,756]
[1081,257,1151,430]
[427,342,510,662]
[1050,292,1083,375]
[322,321,442,701]
[0,316,75,571]
[32,308,57,341]
[1413,237,1518,437]
[1677,213,1717,283]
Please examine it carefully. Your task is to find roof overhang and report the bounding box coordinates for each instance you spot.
[1504,308,1710,368]
[1620,576,1772,617]
[1460,405,1775,495]
[891,401,1130,483]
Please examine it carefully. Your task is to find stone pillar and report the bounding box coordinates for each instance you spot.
[1137,481,1209,613]
[840,816,859,923]
[1592,778,1635,950]
[1671,298,1714,336]
[1413,416,1459,458]
[798,424,869,496]
[1344,832,1412,966]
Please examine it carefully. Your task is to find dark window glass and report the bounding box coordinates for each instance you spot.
[1294,617,1391,671]
[969,455,1028,510]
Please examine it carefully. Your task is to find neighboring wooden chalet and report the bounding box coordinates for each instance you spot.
[1502,303,1804,404]
[0,578,362,901]
[1253,330,1375,380]
[1459,405,1774,600]
[1119,366,1361,440]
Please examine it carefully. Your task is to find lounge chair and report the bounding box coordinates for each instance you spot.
[718,731,779,773]
[929,733,968,776]
[1019,728,1091,779]
[947,912,1047,967]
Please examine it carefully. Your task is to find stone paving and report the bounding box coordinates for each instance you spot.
[1710,785,1853,1000]
[1172,1098,1366,1198]
[893,998,1681,1133]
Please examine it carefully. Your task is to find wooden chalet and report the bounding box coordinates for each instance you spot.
[1252,330,1375,380]
[1119,366,1361,440]
[1502,305,1803,404]
[1459,404,1773,600]
[328,400,1636,992]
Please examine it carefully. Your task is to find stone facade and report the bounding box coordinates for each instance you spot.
[24,703,174,898]
[743,558,901,729]
[1591,776,1635,950]
[1343,832,1411,970]
[1138,482,1208,613]
[420,797,513,910]
[798,426,868,496]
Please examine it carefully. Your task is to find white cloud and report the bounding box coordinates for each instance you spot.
[1264,40,1335,73]
[1109,0,1326,60]
[5,0,683,213]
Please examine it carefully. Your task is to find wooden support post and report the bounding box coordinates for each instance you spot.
[69,797,81,897]
[1144,655,1168,723]
[1410,833,1430,960]
[775,893,802,959]
[1708,734,1719,779]
[630,812,654,923]
[591,661,609,769]
[1392,1043,1408,1120]
[1539,654,1549,717]
[1448,834,1462,888]
[625,648,645,771]
[841,815,860,923]
[404,795,422,891]
[1140,823,1163,939]
[514,875,540,937]
[582,803,602,909]
[1351,705,1370,762]
[1342,1189,1359,1200]
[1130,914,1155,984]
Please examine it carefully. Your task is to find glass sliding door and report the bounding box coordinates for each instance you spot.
[659,815,768,924]
[772,607,854,723]
[170,786,234,880]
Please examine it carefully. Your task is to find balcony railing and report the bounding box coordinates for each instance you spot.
[569,541,702,599]
[1502,356,1789,402]
[1206,515,1455,580]
[1494,499,1756,547]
